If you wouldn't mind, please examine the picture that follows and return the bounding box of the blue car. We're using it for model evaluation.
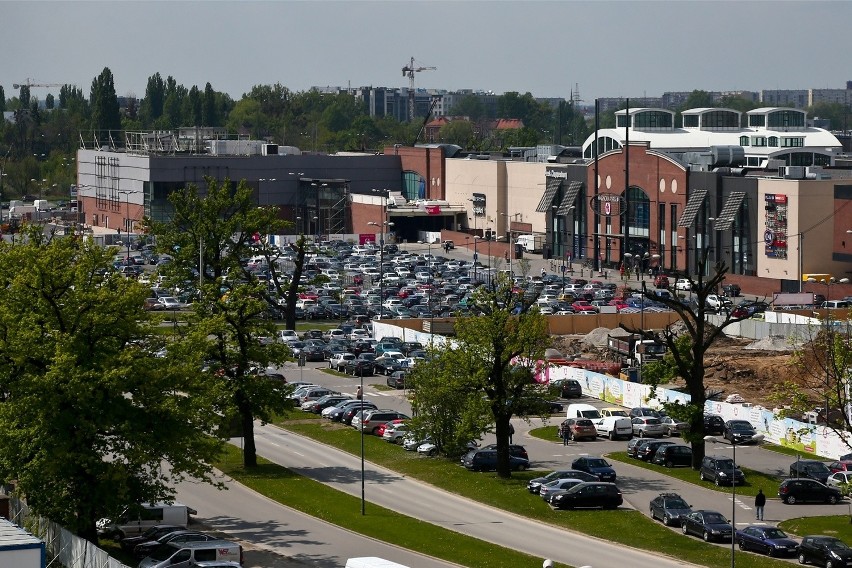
[571,456,617,482]
[736,525,799,557]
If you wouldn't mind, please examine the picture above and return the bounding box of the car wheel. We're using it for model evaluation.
[787,495,797,504]
[518,463,528,471]
[665,460,674,468]
[827,561,835,568]
[699,472,706,481]
[798,552,808,564]
[828,495,839,505]
[609,431,616,441]
[767,547,775,557]
[703,531,711,542]
[371,427,381,435]
[681,523,688,535]
[428,448,437,457]
[650,509,656,521]
[715,478,722,487]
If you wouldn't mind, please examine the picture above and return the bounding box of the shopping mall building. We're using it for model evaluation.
[76,107,852,295]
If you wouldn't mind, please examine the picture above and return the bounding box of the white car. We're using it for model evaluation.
[675,278,692,291]
[706,294,732,311]
[277,329,299,343]
[382,423,409,443]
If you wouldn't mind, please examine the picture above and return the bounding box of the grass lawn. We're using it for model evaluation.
[760,442,830,461]
[273,419,793,568]
[779,515,852,540]
[607,451,783,498]
[529,426,559,442]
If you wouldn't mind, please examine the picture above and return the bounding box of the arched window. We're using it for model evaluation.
[768,136,778,147]
[739,136,750,146]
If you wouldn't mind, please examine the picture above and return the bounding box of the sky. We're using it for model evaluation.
[4,1,851,105]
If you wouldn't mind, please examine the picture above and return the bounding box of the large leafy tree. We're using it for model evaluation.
[435,276,549,477]
[146,177,293,467]
[89,67,121,132]
[0,228,222,542]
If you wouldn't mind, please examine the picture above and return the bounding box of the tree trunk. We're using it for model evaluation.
[285,238,306,330]
[493,411,512,479]
[236,390,257,468]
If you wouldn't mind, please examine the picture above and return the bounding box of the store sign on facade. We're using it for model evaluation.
[590,193,625,217]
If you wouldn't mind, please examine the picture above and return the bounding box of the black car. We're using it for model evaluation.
[344,357,375,377]
[680,510,733,542]
[736,525,799,557]
[461,449,529,472]
[723,420,759,444]
[527,470,599,494]
[722,283,741,297]
[651,444,693,468]
[479,443,529,461]
[326,399,375,422]
[790,459,832,484]
[700,455,745,486]
[571,456,616,482]
[340,402,378,425]
[649,493,692,526]
[301,344,326,362]
[550,482,622,510]
[636,440,676,462]
[132,530,216,558]
[703,414,725,435]
[626,437,648,458]
[797,536,852,566]
[778,478,842,504]
[119,524,184,553]
[559,379,583,399]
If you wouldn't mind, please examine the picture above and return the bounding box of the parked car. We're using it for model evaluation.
[558,418,597,442]
[659,415,689,437]
[344,357,376,377]
[829,460,852,473]
[631,416,665,438]
[723,420,759,444]
[119,525,184,553]
[674,278,692,291]
[703,414,725,435]
[559,378,583,399]
[629,407,660,418]
[797,536,852,567]
[626,437,648,458]
[700,455,745,486]
[649,493,692,526]
[340,403,378,425]
[652,444,693,468]
[778,478,842,504]
[636,440,676,462]
[680,510,733,542]
[706,294,733,312]
[571,456,616,482]
[654,274,670,289]
[462,449,529,472]
[736,525,799,558]
[827,471,852,495]
[133,530,216,559]
[539,478,586,502]
[328,352,357,372]
[550,482,622,510]
[790,459,832,484]
[353,409,410,434]
[722,283,741,297]
[479,443,528,461]
[382,422,409,443]
[386,370,408,389]
[527,470,598,494]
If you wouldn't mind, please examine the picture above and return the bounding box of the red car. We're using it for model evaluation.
[375,419,405,437]
[829,460,852,473]
[608,299,629,312]
[572,301,598,314]
[654,274,670,289]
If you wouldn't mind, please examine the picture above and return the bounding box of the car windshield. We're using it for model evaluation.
[763,528,787,539]
[731,422,753,430]
[586,458,610,468]
[716,459,736,469]
[576,419,594,427]
[148,543,178,561]
[808,462,831,473]
[665,498,689,509]
[827,539,851,550]
[703,513,727,524]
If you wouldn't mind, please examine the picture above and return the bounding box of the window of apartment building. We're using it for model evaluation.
[683,115,699,128]
[670,204,678,270]
[633,111,673,129]
[768,110,805,128]
[752,137,767,147]
[782,137,804,148]
[768,136,779,147]
[739,136,750,146]
[748,115,765,127]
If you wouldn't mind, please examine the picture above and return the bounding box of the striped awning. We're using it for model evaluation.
[556,181,583,215]
[536,178,562,212]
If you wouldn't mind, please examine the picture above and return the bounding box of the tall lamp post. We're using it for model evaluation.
[704,433,764,568]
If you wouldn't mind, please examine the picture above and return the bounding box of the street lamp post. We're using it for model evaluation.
[704,434,764,568]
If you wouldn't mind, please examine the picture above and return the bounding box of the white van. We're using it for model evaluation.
[139,539,242,568]
[345,558,411,568]
[565,403,602,420]
[96,502,195,539]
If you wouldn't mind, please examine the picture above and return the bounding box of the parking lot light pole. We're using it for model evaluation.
[705,433,764,568]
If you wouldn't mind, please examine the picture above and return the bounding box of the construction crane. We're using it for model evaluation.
[402,57,436,122]
[13,79,65,90]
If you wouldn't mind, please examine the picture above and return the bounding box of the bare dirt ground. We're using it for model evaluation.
[553,333,802,410]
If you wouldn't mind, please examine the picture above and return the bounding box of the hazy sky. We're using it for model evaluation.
[5,1,850,104]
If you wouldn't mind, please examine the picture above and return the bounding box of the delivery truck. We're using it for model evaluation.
[515,234,545,253]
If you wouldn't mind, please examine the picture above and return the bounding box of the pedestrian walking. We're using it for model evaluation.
[755,488,766,520]
[356,386,362,400]
[508,422,515,444]
[540,267,546,278]
[562,423,570,446]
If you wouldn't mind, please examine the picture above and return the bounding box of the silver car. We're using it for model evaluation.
[632,416,666,438]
